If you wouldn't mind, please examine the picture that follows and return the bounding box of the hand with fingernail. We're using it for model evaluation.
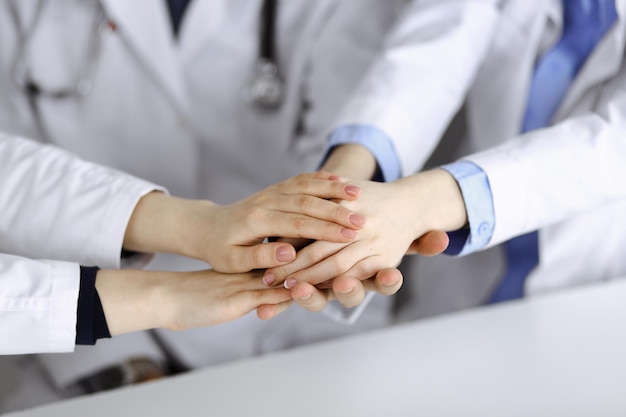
[156,171,367,273]
[259,170,462,314]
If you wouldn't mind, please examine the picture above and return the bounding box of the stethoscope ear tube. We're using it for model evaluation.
[248,0,284,109]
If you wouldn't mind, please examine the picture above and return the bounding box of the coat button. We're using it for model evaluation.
[478,222,491,235]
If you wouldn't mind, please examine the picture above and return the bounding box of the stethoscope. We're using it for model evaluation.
[11,0,284,109]
[247,0,284,109]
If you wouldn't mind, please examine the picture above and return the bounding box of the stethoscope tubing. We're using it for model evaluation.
[12,0,284,108]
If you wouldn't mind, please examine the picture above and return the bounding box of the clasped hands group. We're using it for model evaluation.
[110,167,463,337]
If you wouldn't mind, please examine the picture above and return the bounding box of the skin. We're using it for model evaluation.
[97,171,368,333]
[123,171,367,273]
[277,170,464,312]
[258,146,458,318]
[96,269,293,335]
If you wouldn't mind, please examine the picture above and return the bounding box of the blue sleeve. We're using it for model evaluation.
[441,161,495,256]
[323,125,402,182]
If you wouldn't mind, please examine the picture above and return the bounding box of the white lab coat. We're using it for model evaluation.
[333,0,626,319]
[0,0,402,391]
[0,135,158,354]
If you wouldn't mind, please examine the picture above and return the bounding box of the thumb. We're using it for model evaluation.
[407,230,449,256]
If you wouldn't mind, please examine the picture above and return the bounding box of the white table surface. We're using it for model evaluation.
[7,280,626,417]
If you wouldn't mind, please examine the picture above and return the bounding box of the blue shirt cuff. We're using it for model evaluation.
[441,161,495,256]
[323,125,402,182]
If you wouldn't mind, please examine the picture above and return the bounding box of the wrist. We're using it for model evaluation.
[423,169,467,231]
[123,191,171,254]
[320,144,378,180]
[96,269,170,335]
[123,192,217,261]
[171,199,219,262]
[396,170,467,234]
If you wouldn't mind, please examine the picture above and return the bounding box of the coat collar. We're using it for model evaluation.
[99,0,190,115]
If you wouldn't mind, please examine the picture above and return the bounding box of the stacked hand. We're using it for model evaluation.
[258,169,466,317]
[123,171,367,271]
[109,168,465,333]
[106,171,369,334]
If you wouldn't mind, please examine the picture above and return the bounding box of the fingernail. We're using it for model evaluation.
[329,174,341,181]
[344,185,361,197]
[350,214,366,227]
[263,273,276,286]
[284,278,297,289]
[341,228,358,239]
[276,246,294,263]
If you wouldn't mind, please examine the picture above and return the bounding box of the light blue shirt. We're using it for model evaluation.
[439,161,495,255]
[325,126,495,254]
[325,125,402,182]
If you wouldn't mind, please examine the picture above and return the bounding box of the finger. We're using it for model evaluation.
[273,194,366,229]
[280,173,361,201]
[407,230,449,256]
[256,300,293,320]
[218,287,292,325]
[245,287,293,307]
[352,269,403,299]
[265,241,345,285]
[323,255,396,285]
[315,171,346,182]
[372,268,403,296]
[261,211,361,244]
[291,282,331,312]
[331,276,366,308]
[217,243,296,273]
[283,241,371,287]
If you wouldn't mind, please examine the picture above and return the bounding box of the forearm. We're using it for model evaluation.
[394,169,467,235]
[123,173,369,272]
[122,192,214,261]
[320,144,379,180]
[95,268,170,336]
[96,268,292,336]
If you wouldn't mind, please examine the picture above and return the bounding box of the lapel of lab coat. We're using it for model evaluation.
[553,0,626,120]
[177,0,227,62]
[99,0,191,116]
[466,1,553,146]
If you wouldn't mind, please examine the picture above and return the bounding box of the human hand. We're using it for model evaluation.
[256,267,404,319]
[262,170,464,311]
[257,230,449,317]
[123,172,366,273]
[96,269,293,335]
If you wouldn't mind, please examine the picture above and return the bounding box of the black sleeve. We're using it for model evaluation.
[76,266,111,345]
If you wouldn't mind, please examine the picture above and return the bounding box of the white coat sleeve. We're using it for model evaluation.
[465,89,626,247]
[0,135,163,354]
[331,0,500,176]
[0,255,80,354]
[0,135,163,269]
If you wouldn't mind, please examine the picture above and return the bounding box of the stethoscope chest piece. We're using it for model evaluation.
[248,59,284,109]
